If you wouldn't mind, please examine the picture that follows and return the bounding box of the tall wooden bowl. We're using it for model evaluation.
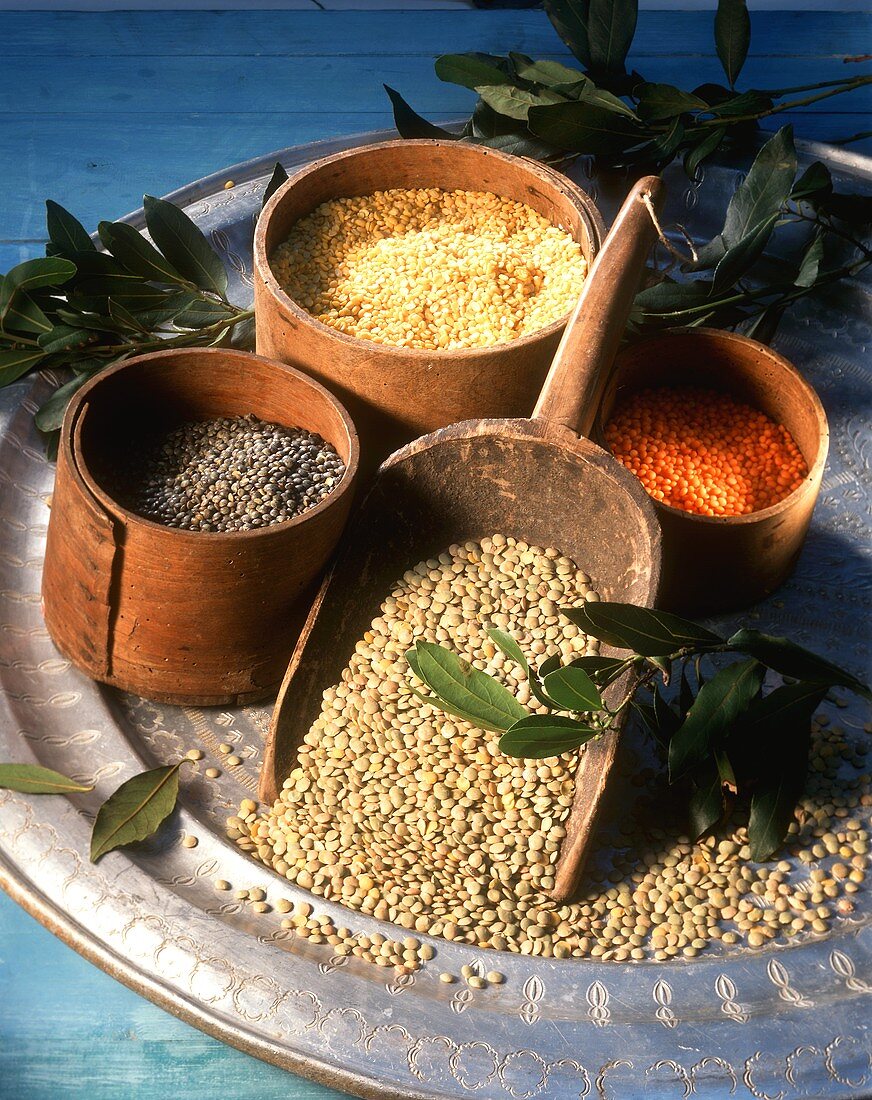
[254,139,605,468]
[597,328,829,615]
[42,348,359,705]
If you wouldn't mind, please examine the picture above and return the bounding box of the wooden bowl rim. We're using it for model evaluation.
[253,138,606,361]
[380,415,663,599]
[63,346,360,542]
[604,326,830,528]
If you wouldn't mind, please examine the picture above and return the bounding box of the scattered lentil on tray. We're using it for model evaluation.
[231,535,868,963]
[113,414,345,532]
[270,188,588,350]
[605,386,808,516]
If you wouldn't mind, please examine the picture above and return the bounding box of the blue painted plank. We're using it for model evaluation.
[0,10,865,57]
[0,111,867,244]
[2,55,867,117]
[0,894,349,1100]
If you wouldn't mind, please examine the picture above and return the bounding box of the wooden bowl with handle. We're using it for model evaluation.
[597,328,829,615]
[254,139,605,470]
[260,177,665,902]
[42,347,359,705]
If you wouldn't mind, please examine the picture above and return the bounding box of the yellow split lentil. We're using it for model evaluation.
[270,188,588,350]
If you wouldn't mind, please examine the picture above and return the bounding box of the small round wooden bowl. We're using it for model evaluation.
[597,328,828,615]
[42,347,359,705]
[254,138,605,467]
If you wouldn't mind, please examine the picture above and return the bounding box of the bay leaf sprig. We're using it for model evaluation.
[630,126,872,341]
[406,602,869,860]
[0,193,258,455]
[0,758,190,862]
[387,0,871,174]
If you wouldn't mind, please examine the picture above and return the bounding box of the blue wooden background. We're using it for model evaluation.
[0,6,869,1099]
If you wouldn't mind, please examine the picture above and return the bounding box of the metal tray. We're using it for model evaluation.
[0,129,869,1100]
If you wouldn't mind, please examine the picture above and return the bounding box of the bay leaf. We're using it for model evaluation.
[143,195,228,296]
[499,714,598,758]
[90,761,186,862]
[0,763,93,794]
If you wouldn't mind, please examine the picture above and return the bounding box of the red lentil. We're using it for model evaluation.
[605,385,808,517]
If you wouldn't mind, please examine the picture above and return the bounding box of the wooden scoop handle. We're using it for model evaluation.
[532,175,665,437]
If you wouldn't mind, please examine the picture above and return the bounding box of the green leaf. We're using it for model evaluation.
[46,200,96,256]
[37,324,93,353]
[509,55,585,90]
[714,0,751,88]
[465,102,559,159]
[108,299,152,335]
[262,162,289,211]
[384,84,458,140]
[98,220,185,285]
[688,757,725,839]
[119,294,195,331]
[567,655,628,686]
[0,763,93,795]
[653,684,682,740]
[636,83,708,122]
[579,82,639,120]
[1,292,53,336]
[143,195,228,296]
[724,127,797,243]
[790,161,832,204]
[587,0,637,76]
[742,302,786,345]
[408,641,529,732]
[90,761,186,862]
[744,684,824,860]
[668,658,765,780]
[695,126,797,268]
[561,601,724,656]
[173,299,237,328]
[435,53,512,91]
[684,126,727,180]
[35,372,96,432]
[0,348,47,387]
[541,665,603,711]
[544,0,592,68]
[708,90,773,119]
[230,313,256,350]
[1,257,77,295]
[632,278,715,319]
[711,212,779,292]
[499,714,598,759]
[679,667,694,716]
[476,83,567,121]
[794,230,824,288]
[485,626,556,709]
[727,628,871,699]
[528,100,641,153]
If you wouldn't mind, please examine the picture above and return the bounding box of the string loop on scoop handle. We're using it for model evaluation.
[532,175,666,438]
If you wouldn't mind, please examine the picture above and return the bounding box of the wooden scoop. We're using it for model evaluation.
[261,176,664,902]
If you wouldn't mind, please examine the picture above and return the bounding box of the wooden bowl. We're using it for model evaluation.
[254,139,605,467]
[42,348,359,705]
[597,328,829,615]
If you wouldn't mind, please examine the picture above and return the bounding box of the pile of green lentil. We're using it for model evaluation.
[232,535,868,963]
[114,413,344,532]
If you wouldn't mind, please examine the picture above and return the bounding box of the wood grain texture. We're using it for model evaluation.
[255,138,605,467]
[42,348,359,704]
